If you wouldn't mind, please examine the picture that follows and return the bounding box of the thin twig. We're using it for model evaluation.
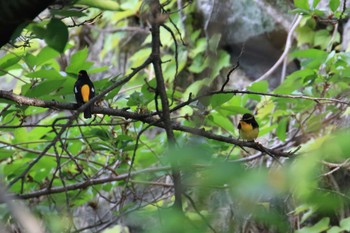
[0,91,304,158]
[0,183,45,233]
[67,12,102,27]
[339,0,347,20]
[161,23,179,106]
[221,61,240,91]
[183,192,217,233]
[0,121,132,129]
[7,57,152,187]
[15,166,172,200]
[253,14,302,83]
[149,0,182,210]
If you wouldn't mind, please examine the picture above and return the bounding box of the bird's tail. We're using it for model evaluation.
[84,106,92,118]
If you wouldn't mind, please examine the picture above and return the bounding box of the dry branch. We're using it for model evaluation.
[15,167,171,200]
[0,90,295,158]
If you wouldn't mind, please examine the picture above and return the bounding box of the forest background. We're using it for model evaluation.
[0,0,350,232]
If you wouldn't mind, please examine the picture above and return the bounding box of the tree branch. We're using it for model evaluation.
[0,90,305,158]
[5,57,152,188]
[0,0,55,48]
[253,14,302,83]
[149,0,182,210]
[0,182,45,233]
[15,166,171,200]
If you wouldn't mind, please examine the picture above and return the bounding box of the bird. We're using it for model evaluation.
[238,113,259,141]
[74,70,95,118]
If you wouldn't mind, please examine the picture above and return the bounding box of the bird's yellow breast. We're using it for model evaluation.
[239,121,259,141]
[240,121,253,131]
[81,84,90,102]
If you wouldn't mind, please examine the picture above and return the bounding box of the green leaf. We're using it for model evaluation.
[276,118,288,141]
[0,54,21,70]
[135,149,158,167]
[219,105,251,115]
[329,0,340,12]
[312,0,321,8]
[294,0,310,10]
[33,157,56,181]
[111,7,138,22]
[183,78,210,97]
[274,69,315,94]
[55,77,76,97]
[189,38,207,58]
[188,56,208,73]
[4,157,32,178]
[128,48,152,68]
[26,69,63,80]
[26,79,67,98]
[210,94,233,109]
[209,50,230,80]
[321,131,350,161]
[35,47,60,66]
[88,66,110,74]
[65,48,93,73]
[73,192,94,206]
[207,111,235,133]
[295,217,329,233]
[292,49,328,59]
[24,54,37,69]
[10,22,30,43]
[340,217,350,230]
[45,18,68,53]
[88,128,112,141]
[259,124,277,137]
[127,92,145,106]
[76,0,120,11]
[296,27,315,46]
[208,33,221,52]
[314,30,330,49]
[0,149,14,161]
[248,81,268,92]
[24,106,51,116]
[247,81,269,101]
[116,135,134,150]
[50,9,87,17]
[90,141,114,151]
[120,0,140,10]
[140,78,156,103]
[104,85,122,101]
[327,226,342,233]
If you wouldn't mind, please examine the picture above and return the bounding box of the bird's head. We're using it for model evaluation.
[241,113,254,121]
[78,70,88,77]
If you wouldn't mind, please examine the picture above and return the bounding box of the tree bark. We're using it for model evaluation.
[0,0,54,48]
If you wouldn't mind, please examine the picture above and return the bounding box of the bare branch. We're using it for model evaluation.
[5,57,152,187]
[183,192,217,233]
[15,166,171,200]
[0,183,45,233]
[1,88,324,158]
[340,0,348,20]
[161,23,179,105]
[149,0,182,210]
[253,14,302,83]
[67,12,102,27]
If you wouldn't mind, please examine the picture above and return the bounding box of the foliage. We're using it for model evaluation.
[0,0,349,232]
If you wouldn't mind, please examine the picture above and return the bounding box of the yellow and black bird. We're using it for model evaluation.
[238,113,259,141]
[74,70,95,118]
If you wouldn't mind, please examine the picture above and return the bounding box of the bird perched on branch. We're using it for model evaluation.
[74,70,95,118]
[238,113,259,141]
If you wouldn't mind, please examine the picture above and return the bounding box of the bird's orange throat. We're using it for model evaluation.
[81,84,90,102]
[239,120,259,141]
